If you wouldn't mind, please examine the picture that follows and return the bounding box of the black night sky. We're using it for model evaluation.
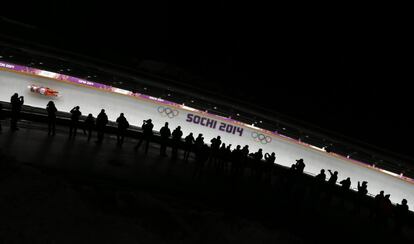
[1,2,413,160]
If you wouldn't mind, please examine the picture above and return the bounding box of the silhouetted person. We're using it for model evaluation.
[375,191,385,201]
[289,164,297,176]
[327,170,338,186]
[377,194,393,228]
[183,132,195,162]
[312,169,327,205]
[195,133,204,153]
[338,177,352,207]
[217,143,231,173]
[210,135,222,151]
[241,145,249,157]
[357,181,368,196]
[209,136,222,166]
[339,177,351,190]
[287,164,298,191]
[315,169,326,184]
[264,152,276,165]
[327,169,338,202]
[395,199,409,233]
[354,180,368,214]
[116,113,129,146]
[95,109,108,144]
[224,144,232,172]
[264,152,276,182]
[375,190,385,207]
[250,148,263,178]
[231,145,242,177]
[10,93,24,131]
[217,143,227,172]
[159,122,171,156]
[251,148,263,161]
[46,101,57,136]
[83,114,95,141]
[0,103,3,133]
[295,159,305,173]
[171,126,183,160]
[241,145,249,172]
[371,190,385,219]
[135,119,153,154]
[69,106,81,138]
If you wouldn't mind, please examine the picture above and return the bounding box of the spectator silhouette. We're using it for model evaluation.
[289,164,297,175]
[241,145,249,158]
[295,159,305,173]
[195,133,204,153]
[210,135,222,151]
[69,106,81,138]
[159,122,171,157]
[241,145,249,172]
[251,148,263,161]
[357,181,368,196]
[395,199,409,233]
[135,119,153,154]
[264,152,276,164]
[375,191,385,201]
[264,152,276,182]
[84,114,95,141]
[338,177,352,207]
[209,136,222,166]
[183,132,195,162]
[250,148,263,178]
[230,145,242,177]
[377,194,393,228]
[372,190,385,219]
[315,169,326,184]
[287,164,298,189]
[10,93,24,131]
[46,101,57,136]
[95,109,108,144]
[217,143,227,172]
[116,113,129,146]
[171,126,183,160]
[339,177,351,190]
[0,103,3,133]
[375,190,384,206]
[313,169,327,205]
[327,170,338,186]
[354,181,368,214]
[224,144,232,173]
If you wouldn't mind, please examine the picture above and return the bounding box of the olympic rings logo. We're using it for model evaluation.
[157,106,179,118]
[251,132,272,144]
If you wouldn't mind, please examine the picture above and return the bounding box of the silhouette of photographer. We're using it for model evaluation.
[135,119,153,154]
[10,93,24,131]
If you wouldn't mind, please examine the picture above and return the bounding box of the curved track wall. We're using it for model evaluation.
[0,61,413,209]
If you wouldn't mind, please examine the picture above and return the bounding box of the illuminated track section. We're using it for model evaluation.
[0,60,413,209]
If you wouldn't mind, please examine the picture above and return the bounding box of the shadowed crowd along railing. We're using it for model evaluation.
[1,101,414,213]
[2,103,414,241]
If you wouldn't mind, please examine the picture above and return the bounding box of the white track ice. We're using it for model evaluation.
[1,69,413,209]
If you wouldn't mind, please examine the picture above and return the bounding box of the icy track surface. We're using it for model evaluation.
[0,69,413,209]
